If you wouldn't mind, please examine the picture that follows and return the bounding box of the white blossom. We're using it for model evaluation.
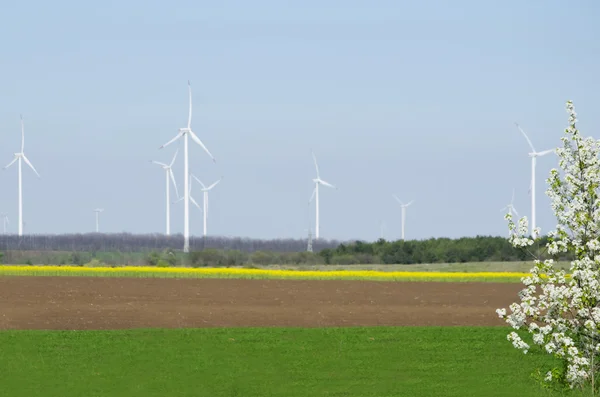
[497,101,600,391]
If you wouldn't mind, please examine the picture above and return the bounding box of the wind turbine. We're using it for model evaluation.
[309,150,337,240]
[0,213,8,234]
[3,115,40,236]
[93,208,104,233]
[174,176,203,244]
[151,149,180,235]
[515,123,555,238]
[159,81,216,253]
[176,176,203,215]
[392,195,414,241]
[191,175,222,237]
[501,188,520,234]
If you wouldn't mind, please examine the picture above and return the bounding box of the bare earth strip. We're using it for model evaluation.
[0,276,522,330]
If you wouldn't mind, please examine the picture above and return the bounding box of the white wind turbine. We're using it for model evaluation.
[0,213,8,234]
[309,150,337,240]
[151,150,180,235]
[93,208,104,233]
[175,176,204,239]
[159,81,216,253]
[392,195,414,241]
[501,188,519,234]
[3,115,40,236]
[191,175,222,237]
[175,176,203,209]
[515,123,555,238]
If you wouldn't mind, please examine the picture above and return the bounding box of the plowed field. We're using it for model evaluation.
[0,276,520,330]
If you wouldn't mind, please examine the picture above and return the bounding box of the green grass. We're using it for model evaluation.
[0,326,584,397]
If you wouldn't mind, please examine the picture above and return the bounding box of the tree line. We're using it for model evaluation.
[0,233,572,266]
[316,235,572,265]
[0,233,339,253]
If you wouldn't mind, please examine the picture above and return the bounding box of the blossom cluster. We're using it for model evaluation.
[497,101,600,390]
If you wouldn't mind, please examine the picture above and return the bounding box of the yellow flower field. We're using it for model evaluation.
[0,265,536,282]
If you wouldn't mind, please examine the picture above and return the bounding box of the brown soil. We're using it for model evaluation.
[0,276,522,330]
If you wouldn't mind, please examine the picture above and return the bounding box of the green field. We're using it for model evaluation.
[0,326,584,397]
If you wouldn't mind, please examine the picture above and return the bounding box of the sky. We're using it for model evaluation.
[0,0,599,242]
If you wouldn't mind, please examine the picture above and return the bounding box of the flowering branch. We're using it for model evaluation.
[497,100,600,393]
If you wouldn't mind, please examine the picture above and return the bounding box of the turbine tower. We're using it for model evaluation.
[191,175,222,237]
[501,188,520,235]
[309,150,337,240]
[151,149,180,235]
[93,208,104,233]
[392,195,414,241]
[515,123,555,238]
[159,81,216,253]
[3,115,40,236]
[0,213,8,234]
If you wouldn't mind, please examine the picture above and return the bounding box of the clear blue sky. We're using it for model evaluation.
[0,0,598,241]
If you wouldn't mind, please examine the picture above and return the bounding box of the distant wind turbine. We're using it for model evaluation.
[309,150,337,240]
[3,115,40,236]
[501,188,520,234]
[392,195,414,241]
[501,188,519,217]
[159,81,216,253]
[0,213,8,234]
[176,176,203,216]
[151,149,180,235]
[515,123,555,238]
[191,175,222,237]
[93,208,104,233]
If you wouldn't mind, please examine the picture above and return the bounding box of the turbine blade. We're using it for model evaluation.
[406,200,414,206]
[512,207,519,217]
[392,194,403,205]
[189,130,216,162]
[4,157,18,169]
[206,178,221,190]
[319,179,336,189]
[190,195,202,211]
[514,122,536,153]
[537,149,555,156]
[174,196,184,204]
[22,155,40,178]
[309,187,316,203]
[159,131,183,149]
[169,149,179,167]
[191,174,207,189]
[169,168,180,199]
[187,81,192,129]
[311,150,320,178]
[151,161,168,167]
